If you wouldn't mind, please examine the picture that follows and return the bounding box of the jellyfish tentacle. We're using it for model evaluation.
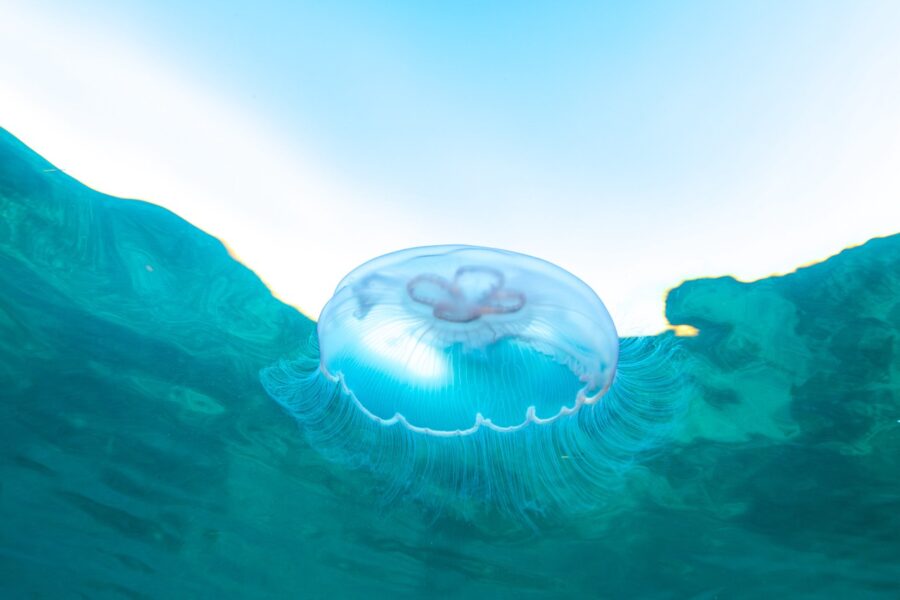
[262,245,687,527]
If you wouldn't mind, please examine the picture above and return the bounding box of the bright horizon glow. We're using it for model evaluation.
[1,2,899,334]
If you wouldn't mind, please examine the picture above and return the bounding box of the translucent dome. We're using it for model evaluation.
[317,245,619,435]
[262,244,686,524]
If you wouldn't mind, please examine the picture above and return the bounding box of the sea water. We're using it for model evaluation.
[1,128,898,598]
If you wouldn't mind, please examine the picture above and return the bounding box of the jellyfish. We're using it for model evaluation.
[262,245,685,523]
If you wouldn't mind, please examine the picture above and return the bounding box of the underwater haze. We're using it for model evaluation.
[0,128,898,598]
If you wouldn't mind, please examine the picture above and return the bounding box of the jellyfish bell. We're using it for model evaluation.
[262,245,684,523]
[318,246,618,436]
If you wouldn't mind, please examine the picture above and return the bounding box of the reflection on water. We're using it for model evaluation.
[1,128,898,598]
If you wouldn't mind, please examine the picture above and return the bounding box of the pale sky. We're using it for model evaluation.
[1,1,898,334]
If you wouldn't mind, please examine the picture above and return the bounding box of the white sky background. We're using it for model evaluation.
[1,2,899,335]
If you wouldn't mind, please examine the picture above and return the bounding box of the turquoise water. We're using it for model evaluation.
[0,128,897,598]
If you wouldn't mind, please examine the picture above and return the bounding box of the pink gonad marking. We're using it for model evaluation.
[407,265,526,323]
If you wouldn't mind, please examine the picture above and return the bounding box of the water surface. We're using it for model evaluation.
[1,129,897,598]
